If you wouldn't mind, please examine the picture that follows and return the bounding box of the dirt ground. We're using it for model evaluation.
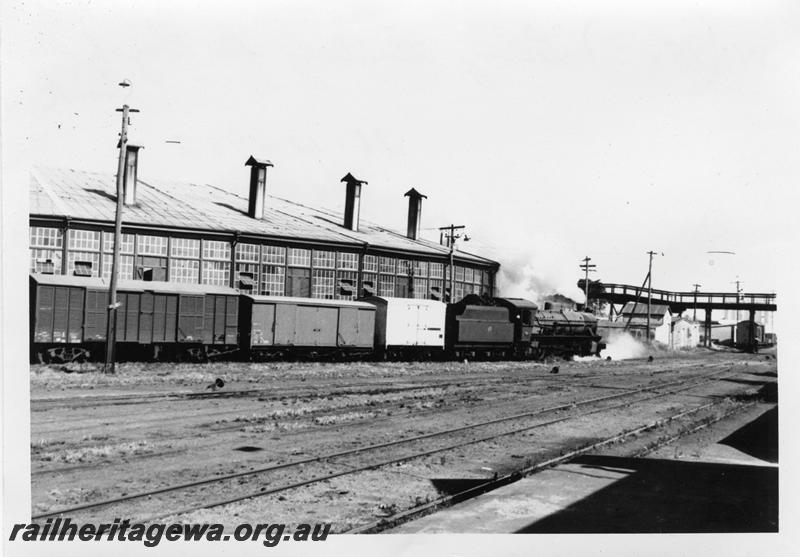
[29,347,778,532]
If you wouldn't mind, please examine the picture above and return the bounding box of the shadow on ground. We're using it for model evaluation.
[431,478,491,496]
[515,454,777,533]
[719,407,778,463]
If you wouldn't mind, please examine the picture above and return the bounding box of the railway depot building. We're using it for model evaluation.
[29,151,498,302]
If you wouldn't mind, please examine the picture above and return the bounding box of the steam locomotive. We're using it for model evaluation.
[30,274,604,363]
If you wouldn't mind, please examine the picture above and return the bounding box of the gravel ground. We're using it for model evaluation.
[30,348,777,531]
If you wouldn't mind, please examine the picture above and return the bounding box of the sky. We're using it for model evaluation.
[3,0,799,302]
[2,2,800,551]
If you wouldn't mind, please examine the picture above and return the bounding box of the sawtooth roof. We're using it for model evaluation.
[29,166,497,266]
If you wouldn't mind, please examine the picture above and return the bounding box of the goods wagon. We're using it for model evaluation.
[238,295,376,359]
[361,296,447,359]
[735,320,766,352]
[30,274,239,362]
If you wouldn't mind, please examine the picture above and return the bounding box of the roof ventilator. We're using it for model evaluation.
[404,188,427,240]
[245,156,273,220]
[122,144,143,206]
[341,173,367,231]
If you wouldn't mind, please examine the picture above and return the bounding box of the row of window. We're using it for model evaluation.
[31,228,481,279]
[30,227,492,299]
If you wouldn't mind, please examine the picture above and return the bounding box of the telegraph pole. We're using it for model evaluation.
[104,97,139,373]
[692,283,702,321]
[439,224,465,302]
[645,250,658,343]
[731,278,742,325]
[579,256,596,312]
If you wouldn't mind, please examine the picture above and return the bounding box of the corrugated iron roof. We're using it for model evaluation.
[620,302,671,316]
[30,167,496,266]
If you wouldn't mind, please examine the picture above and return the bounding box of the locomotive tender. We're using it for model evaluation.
[29,274,603,363]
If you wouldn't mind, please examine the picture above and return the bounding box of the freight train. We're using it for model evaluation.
[29,274,604,363]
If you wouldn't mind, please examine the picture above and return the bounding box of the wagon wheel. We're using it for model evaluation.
[47,346,87,364]
[184,347,208,363]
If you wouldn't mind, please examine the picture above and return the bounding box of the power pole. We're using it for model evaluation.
[438,224,465,302]
[579,256,596,312]
[645,250,659,343]
[104,101,139,373]
[731,278,742,325]
[692,283,702,321]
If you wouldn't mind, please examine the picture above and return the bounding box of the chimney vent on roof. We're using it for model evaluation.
[404,188,427,240]
[341,173,367,231]
[123,145,143,206]
[245,156,273,219]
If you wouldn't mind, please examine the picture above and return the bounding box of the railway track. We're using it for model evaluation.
[30,357,720,411]
[32,365,740,522]
[346,399,754,534]
[30,378,674,478]
[31,364,734,477]
[30,361,724,427]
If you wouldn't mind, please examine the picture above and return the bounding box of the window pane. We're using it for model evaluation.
[261,265,285,296]
[171,237,201,259]
[429,262,444,279]
[429,279,443,300]
[67,251,100,277]
[262,245,286,265]
[379,256,395,274]
[362,255,378,273]
[202,240,231,261]
[287,248,311,267]
[30,227,63,249]
[313,250,335,269]
[413,260,428,277]
[312,269,335,299]
[361,272,377,296]
[170,258,200,283]
[30,248,62,274]
[336,270,358,300]
[413,278,428,299]
[201,260,230,285]
[378,274,395,297]
[235,262,259,292]
[102,254,134,281]
[235,243,260,263]
[337,252,359,271]
[454,282,465,302]
[137,235,168,256]
[68,229,100,251]
[103,232,134,254]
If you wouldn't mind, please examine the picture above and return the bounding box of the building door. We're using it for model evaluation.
[286,268,311,297]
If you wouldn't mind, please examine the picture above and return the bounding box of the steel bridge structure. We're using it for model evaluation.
[579,280,777,349]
